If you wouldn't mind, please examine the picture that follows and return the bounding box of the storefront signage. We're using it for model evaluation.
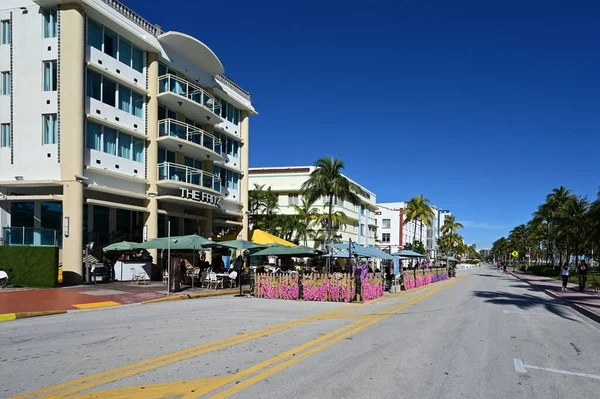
[180,188,221,206]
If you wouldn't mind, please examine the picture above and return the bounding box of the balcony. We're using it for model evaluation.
[158,119,223,161]
[157,162,220,193]
[3,227,61,247]
[158,74,223,125]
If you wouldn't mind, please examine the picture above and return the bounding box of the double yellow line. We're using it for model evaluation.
[14,278,460,399]
[209,277,462,398]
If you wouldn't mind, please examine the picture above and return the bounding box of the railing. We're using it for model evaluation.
[215,75,251,101]
[158,162,220,192]
[158,74,221,116]
[100,0,161,36]
[3,227,60,247]
[158,119,221,154]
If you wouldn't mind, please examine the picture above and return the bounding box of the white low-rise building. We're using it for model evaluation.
[374,202,451,257]
[249,166,377,248]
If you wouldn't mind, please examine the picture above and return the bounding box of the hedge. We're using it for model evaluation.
[0,246,59,287]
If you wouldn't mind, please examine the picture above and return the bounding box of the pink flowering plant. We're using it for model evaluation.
[254,274,299,300]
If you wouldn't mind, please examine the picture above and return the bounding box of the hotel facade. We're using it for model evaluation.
[0,0,255,281]
[248,167,377,249]
[374,202,451,257]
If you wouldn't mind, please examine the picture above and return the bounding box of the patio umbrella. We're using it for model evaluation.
[322,250,351,258]
[103,241,140,252]
[391,250,426,258]
[138,234,215,250]
[251,245,319,257]
[211,239,266,250]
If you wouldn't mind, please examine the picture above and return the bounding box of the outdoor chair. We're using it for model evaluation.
[209,272,223,289]
[131,268,147,285]
[201,270,210,288]
[191,267,201,289]
[228,271,238,288]
[162,271,168,284]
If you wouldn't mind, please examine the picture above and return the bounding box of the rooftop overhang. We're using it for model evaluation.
[158,31,225,76]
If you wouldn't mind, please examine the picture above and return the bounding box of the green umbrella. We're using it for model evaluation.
[212,239,266,250]
[138,234,215,250]
[251,245,319,257]
[103,241,140,252]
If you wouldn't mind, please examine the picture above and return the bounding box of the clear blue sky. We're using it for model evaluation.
[130,0,600,248]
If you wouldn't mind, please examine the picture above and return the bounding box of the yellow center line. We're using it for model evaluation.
[13,278,459,399]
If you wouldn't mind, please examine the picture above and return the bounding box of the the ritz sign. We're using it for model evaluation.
[179,188,221,206]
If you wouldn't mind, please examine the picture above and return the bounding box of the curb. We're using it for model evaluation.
[0,310,67,322]
[141,288,251,304]
[510,272,600,324]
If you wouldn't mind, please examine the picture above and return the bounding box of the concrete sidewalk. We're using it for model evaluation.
[511,271,600,323]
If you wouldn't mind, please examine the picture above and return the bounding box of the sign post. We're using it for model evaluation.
[511,251,518,271]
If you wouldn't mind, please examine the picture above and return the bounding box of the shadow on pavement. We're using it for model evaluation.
[473,290,581,322]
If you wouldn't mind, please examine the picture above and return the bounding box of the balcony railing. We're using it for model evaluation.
[158,74,221,116]
[158,162,220,192]
[158,119,221,154]
[3,227,61,247]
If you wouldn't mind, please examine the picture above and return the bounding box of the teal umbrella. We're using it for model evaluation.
[138,234,215,250]
[211,239,266,250]
[392,250,426,258]
[251,246,318,257]
[103,241,140,252]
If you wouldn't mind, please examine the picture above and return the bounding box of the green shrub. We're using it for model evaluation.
[0,246,59,287]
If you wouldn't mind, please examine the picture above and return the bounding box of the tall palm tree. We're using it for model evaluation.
[301,157,361,247]
[403,195,435,245]
[440,215,464,236]
[292,199,320,246]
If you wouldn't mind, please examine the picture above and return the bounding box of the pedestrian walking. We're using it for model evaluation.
[577,260,588,292]
[560,262,570,291]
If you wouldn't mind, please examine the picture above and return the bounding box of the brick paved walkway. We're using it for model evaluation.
[511,271,600,321]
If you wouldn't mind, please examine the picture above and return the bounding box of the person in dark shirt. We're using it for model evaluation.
[577,260,588,292]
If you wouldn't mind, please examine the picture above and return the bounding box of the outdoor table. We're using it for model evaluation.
[215,273,231,288]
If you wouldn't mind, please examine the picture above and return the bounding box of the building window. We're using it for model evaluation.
[118,36,132,66]
[87,19,144,73]
[43,61,57,91]
[1,123,9,147]
[87,70,144,117]
[214,132,241,158]
[382,233,390,243]
[103,127,117,155]
[132,137,144,162]
[43,9,58,38]
[158,106,177,120]
[86,121,102,151]
[217,98,241,125]
[1,71,10,95]
[42,114,58,144]
[382,219,391,229]
[86,122,144,163]
[102,77,116,107]
[288,194,298,206]
[118,133,131,159]
[103,27,117,58]
[221,169,239,190]
[1,20,10,44]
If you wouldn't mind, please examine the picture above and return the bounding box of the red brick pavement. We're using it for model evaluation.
[511,271,600,321]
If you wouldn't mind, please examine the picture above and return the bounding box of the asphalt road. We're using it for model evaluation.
[2,266,600,399]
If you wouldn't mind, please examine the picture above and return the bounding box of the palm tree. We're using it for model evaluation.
[301,157,361,248]
[292,199,320,246]
[440,215,464,236]
[248,184,279,233]
[403,195,435,245]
